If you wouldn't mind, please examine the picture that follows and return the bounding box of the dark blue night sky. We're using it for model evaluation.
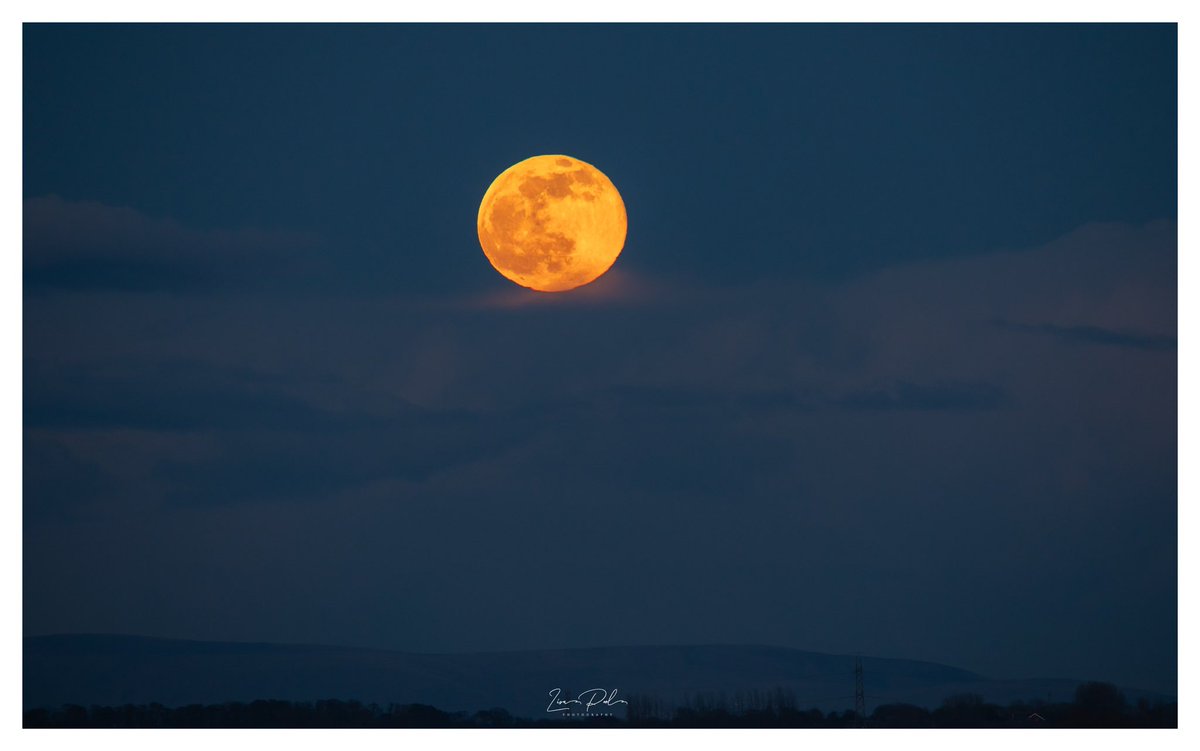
[23,24,1177,695]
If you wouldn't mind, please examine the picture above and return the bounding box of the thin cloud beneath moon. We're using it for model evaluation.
[449,267,668,311]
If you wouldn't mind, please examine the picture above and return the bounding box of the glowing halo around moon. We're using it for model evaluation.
[477,155,627,292]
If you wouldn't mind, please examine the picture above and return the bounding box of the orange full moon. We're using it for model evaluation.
[477,155,627,292]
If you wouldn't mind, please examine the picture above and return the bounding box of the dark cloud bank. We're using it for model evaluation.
[23,197,1176,694]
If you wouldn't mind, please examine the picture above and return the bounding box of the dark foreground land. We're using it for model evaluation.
[25,682,1176,728]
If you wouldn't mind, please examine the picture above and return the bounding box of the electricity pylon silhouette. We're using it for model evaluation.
[854,656,866,725]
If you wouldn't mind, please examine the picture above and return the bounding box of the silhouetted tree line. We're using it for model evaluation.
[24,682,1175,728]
[23,700,618,729]
[626,682,1175,728]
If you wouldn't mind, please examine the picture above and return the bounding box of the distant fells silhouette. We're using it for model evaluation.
[23,634,1172,721]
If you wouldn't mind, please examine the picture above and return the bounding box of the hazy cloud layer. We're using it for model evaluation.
[994,320,1177,351]
[24,196,322,293]
[23,206,1176,694]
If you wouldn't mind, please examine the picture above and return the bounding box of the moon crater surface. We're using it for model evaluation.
[477,155,627,292]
